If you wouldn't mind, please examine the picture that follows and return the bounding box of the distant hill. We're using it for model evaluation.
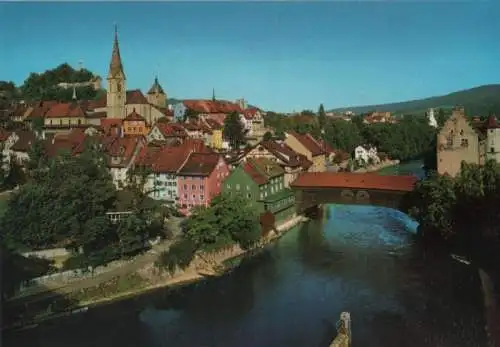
[330,84,500,116]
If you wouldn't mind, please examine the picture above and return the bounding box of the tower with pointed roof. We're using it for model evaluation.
[147,76,167,107]
[107,24,127,119]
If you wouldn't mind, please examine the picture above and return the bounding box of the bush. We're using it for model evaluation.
[157,239,197,274]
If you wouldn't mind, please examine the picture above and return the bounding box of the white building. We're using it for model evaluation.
[428,108,438,128]
[485,115,500,162]
[354,145,380,164]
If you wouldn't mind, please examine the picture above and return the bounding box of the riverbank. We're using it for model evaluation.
[79,215,307,307]
[353,159,400,173]
[3,215,307,331]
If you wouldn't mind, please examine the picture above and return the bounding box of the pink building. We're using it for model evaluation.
[177,152,229,215]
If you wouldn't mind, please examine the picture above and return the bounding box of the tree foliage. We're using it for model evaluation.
[223,111,245,149]
[157,194,260,273]
[265,111,436,160]
[20,63,102,102]
[407,160,500,262]
[0,145,160,269]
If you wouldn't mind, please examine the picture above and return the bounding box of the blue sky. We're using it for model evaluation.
[1,2,499,112]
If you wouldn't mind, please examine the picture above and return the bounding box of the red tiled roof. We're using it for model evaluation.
[25,101,59,120]
[318,139,335,154]
[485,115,500,129]
[258,140,312,169]
[183,100,242,114]
[288,131,324,157]
[205,118,223,130]
[243,161,267,185]
[89,96,106,110]
[101,119,122,135]
[107,136,141,168]
[154,146,192,173]
[10,130,37,152]
[155,123,188,138]
[183,122,202,131]
[206,113,226,126]
[181,138,211,153]
[124,108,145,122]
[45,103,86,118]
[126,90,149,105]
[178,152,222,176]
[135,145,164,167]
[290,172,417,192]
[243,107,261,120]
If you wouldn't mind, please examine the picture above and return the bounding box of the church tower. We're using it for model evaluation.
[106,25,126,119]
[147,76,167,107]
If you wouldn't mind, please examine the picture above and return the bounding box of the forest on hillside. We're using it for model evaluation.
[0,63,105,107]
[330,84,500,117]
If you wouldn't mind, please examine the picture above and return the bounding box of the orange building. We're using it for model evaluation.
[122,108,148,136]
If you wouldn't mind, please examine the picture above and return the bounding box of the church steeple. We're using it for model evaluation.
[106,24,126,119]
[108,24,126,80]
[212,88,216,101]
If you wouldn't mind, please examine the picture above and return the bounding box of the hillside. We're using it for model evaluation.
[330,84,500,116]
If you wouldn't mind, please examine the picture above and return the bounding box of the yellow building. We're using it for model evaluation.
[284,131,326,172]
[122,108,148,136]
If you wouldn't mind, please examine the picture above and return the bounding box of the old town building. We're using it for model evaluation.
[437,106,485,177]
[223,157,296,223]
[284,131,326,172]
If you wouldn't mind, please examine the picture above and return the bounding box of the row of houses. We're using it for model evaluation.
[0,122,334,220]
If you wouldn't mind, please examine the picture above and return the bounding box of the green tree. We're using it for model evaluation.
[223,111,245,149]
[436,108,447,128]
[1,146,117,261]
[318,104,327,129]
[157,194,260,272]
[263,131,273,141]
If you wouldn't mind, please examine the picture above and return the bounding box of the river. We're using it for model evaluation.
[4,161,488,347]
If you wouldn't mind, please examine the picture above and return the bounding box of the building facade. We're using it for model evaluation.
[437,107,484,177]
[223,157,296,223]
[284,131,326,172]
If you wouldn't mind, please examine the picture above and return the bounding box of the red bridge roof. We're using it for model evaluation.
[290,172,417,192]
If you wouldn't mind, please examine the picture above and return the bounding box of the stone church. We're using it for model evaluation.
[93,26,168,125]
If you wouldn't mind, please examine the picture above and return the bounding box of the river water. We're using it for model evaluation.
[5,161,487,347]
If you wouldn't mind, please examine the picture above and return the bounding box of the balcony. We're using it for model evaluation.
[262,189,295,214]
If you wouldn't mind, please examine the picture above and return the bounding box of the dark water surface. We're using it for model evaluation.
[5,162,487,347]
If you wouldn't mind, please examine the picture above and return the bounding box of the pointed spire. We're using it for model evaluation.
[212,88,216,101]
[72,86,77,101]
[108,23,125,80]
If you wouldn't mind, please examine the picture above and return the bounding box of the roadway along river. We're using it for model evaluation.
[5,161,488,347]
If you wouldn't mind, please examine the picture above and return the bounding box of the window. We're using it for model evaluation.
[461,138,469,147]
[236,184,240,190]
[192,185,196,190]
[183,193,187,199]
[460,129,464,136]
[226,184,231,189]
[183,184,187,190]
[192,194,196,199]
[446,136,453,147]
[200,195,205,201]
[247,193,251,199]
[246,185,250,190]
[260,193,264,199]
[200,185,204,190]
[491,147,495,153]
